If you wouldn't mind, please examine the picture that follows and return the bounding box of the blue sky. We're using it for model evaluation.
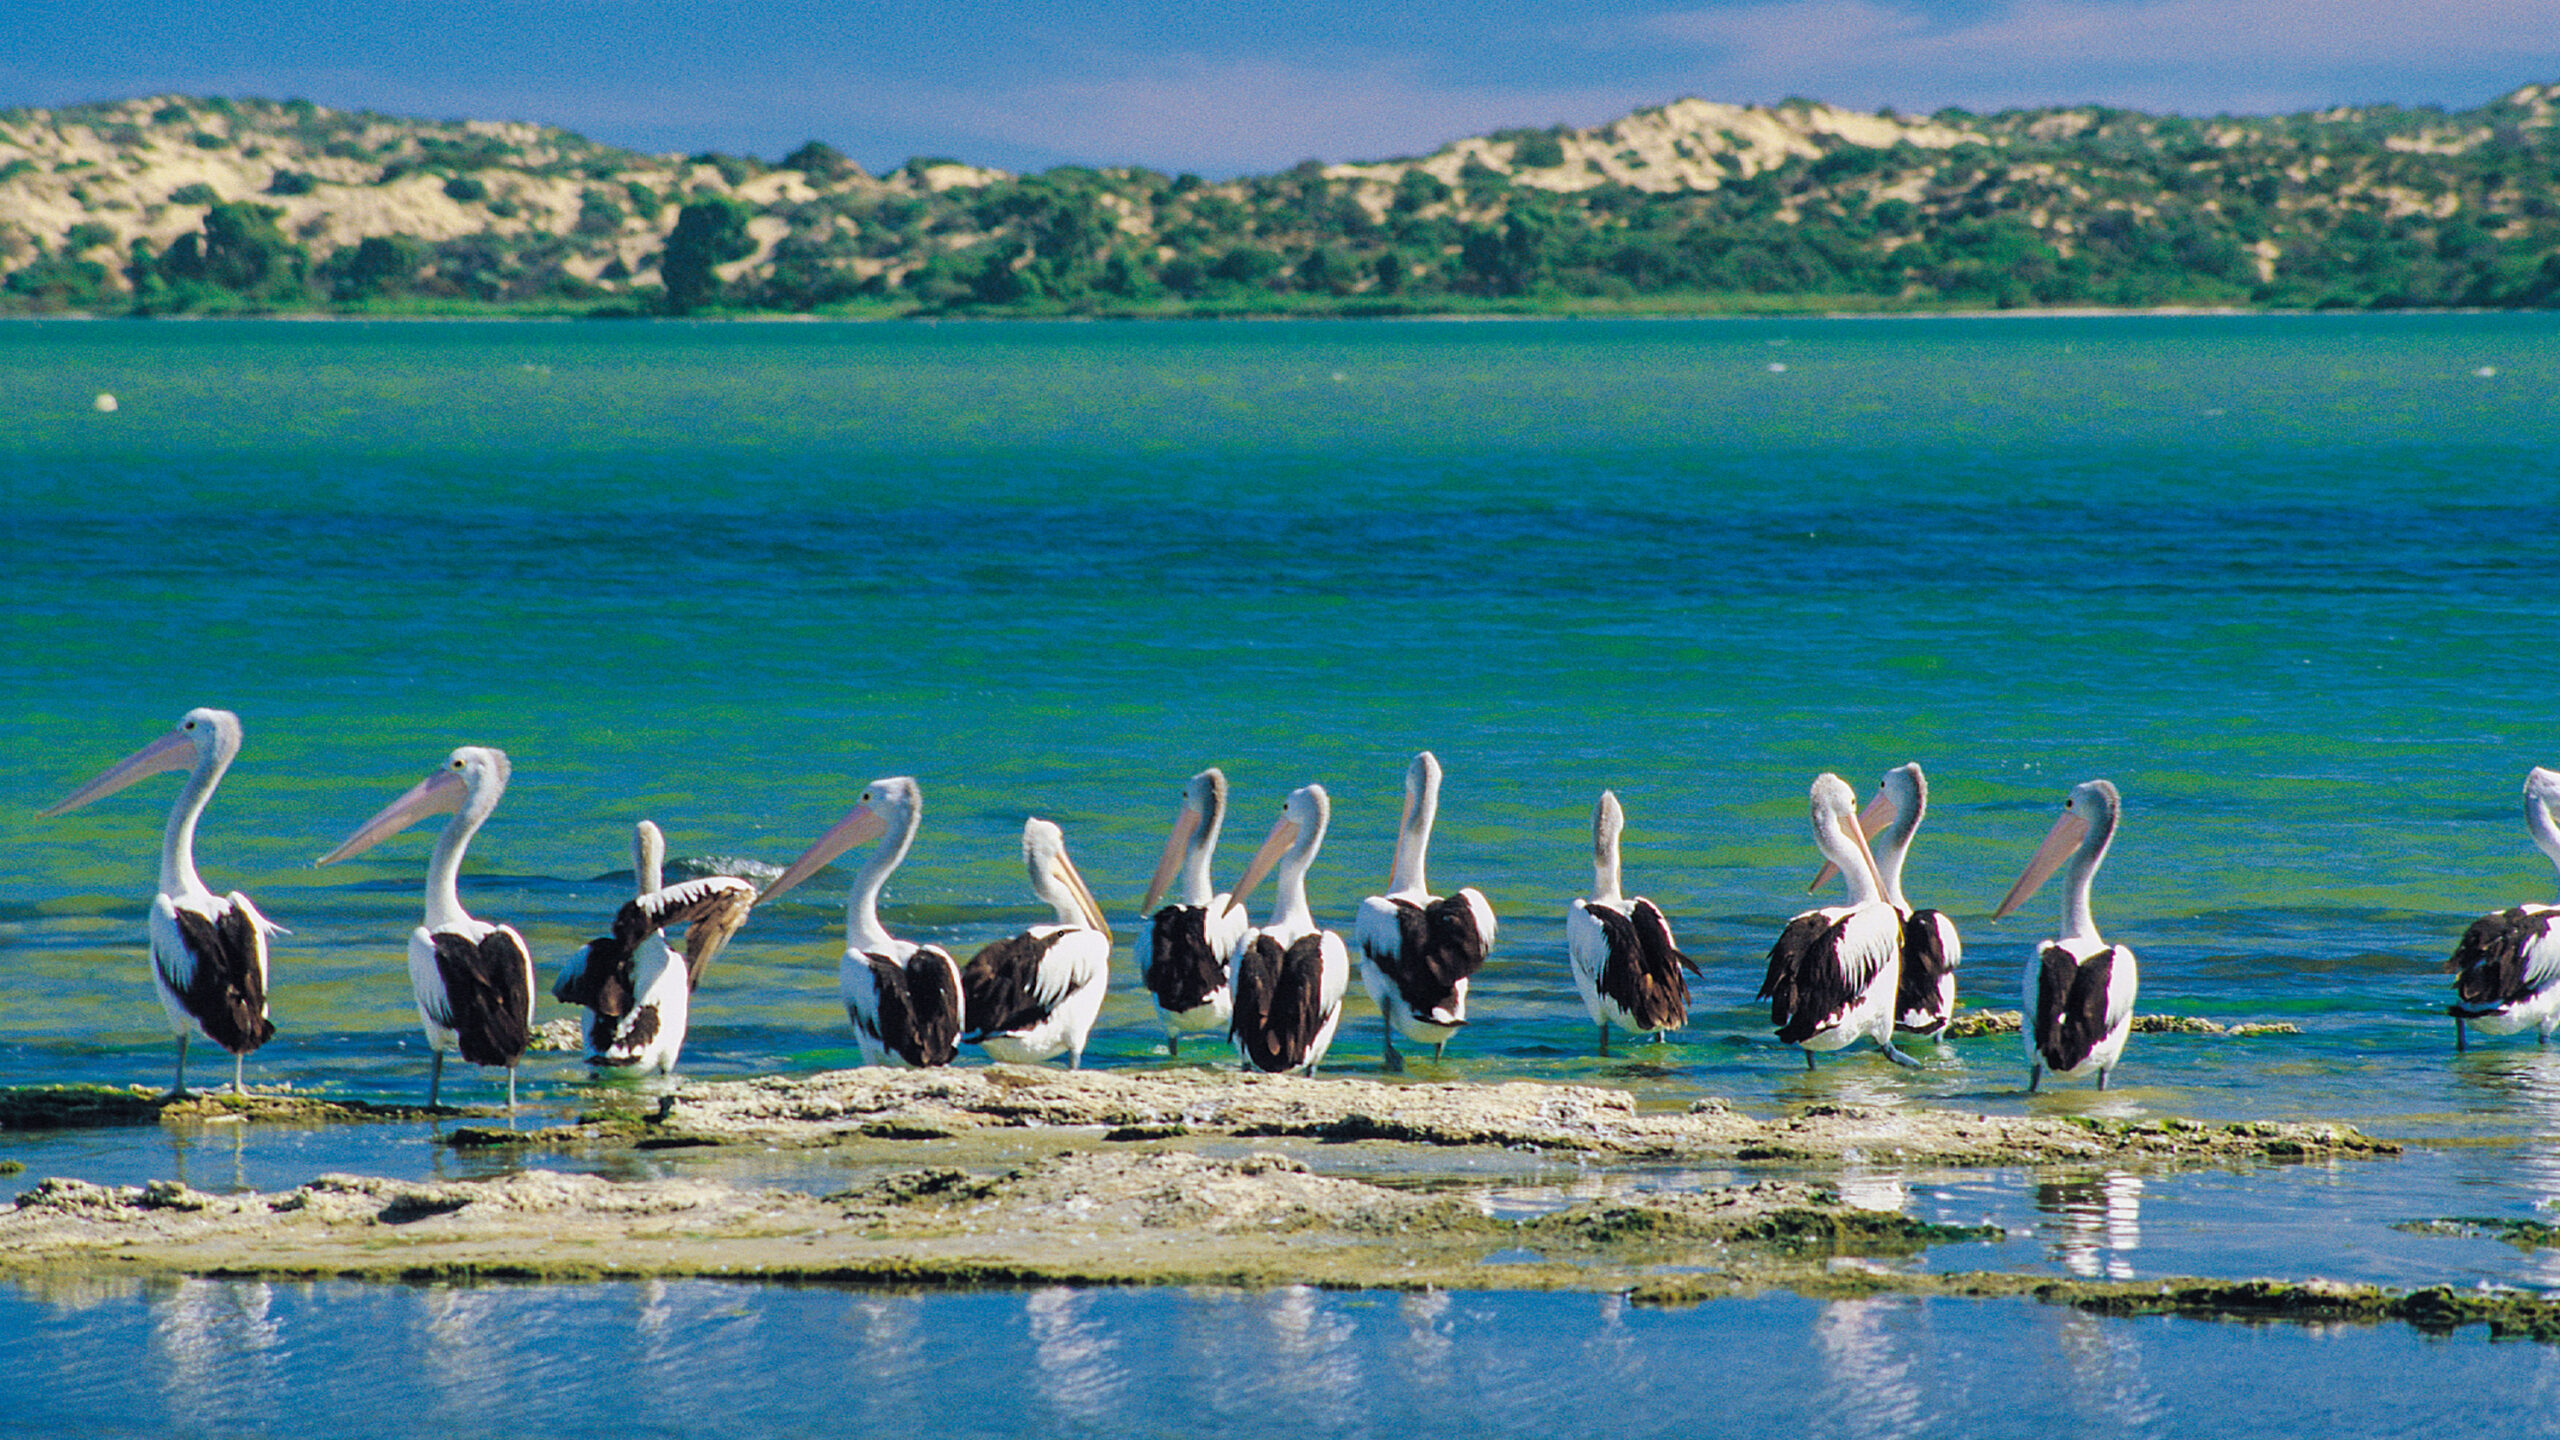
[7,0,2556,176]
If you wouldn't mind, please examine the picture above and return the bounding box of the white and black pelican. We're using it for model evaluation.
[759,776,964,1068]
[962,818,1112,1068]
[1138,767,1248,1055]
[41,707,280,1095]
[2446,766,2560,1050]
[1565,791,1696,1054]
[1812,762,1964,1037]
[552,820,757,1075]
[1227,783,1351,1075]
[1758,773,1919,1070]
[1994,778,2138,1091]
[317,746,535,1109]
[1354,752,1497,1071]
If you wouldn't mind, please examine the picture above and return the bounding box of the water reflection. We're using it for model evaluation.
[149,1278,280,1416]
[1397,1289,1455,1390]
[2053,1310,2164,1432]
[2036,1172,2144,1280]
[1812,1298,1924,1440]
[166,1121,248,1195]
[1026,1286,1125,1426]
[2448,1048,2560,1286]
[837,1294,932,1432]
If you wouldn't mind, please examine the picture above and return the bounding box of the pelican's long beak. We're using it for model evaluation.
[41,727,195,818]
[1224,814,1300,915]
[760,803,888,904]
[1807,792,1898,892]
[1054,849,1112,939]
[1139,800,1203,915]
[1994,810,2091,920]
[317,767,468,866]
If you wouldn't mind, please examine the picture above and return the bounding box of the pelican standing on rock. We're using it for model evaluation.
[552,820,758,1075]
[963,818,1113,1067]
[1565,791,1696,1054]
[1758,773,1920,1070]
[2446,767,2560,1050]
[1139,767,1248,1056]
[1813,763,1964,1037]
[318,747,535,1109]
[760,777,964,1068]
[41,707,280,1095]
[1995,778,2138,1091]
[1355,752,1497,1071]
[1228,784,1351,1075]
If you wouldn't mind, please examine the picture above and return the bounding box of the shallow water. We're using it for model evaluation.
[9,1280,2560,1440]
[3,313,2557,1423]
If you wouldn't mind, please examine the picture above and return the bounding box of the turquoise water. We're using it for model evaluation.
[3,314,2559,1422]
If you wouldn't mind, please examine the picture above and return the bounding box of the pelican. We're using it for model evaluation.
[41,707,279,1095]
[1355,752,1497,1071]
[1138,767,1248,1056]
[962,818,1112,1067]
[1757,773,1920,1070]
[759,776,963,1068]
[2446,766,2560,1050]
[1812,762,1964,1036]
[1994,778,2138,1091]
[1565,791,1697,1054]
[317,747,535,1109]
[552,820,757,1075]
[1227,784,1351,1075]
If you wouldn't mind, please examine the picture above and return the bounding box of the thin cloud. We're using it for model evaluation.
[1630,0,2560,111]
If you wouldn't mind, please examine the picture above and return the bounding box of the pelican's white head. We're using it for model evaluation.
[1024,816,1110,935]
[316,745,512,866]
[41,706,243,818]
[761,776,921,904]
[1141,766,1228,913]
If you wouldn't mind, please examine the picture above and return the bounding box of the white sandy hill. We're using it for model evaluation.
[1329,98,1986,199]
[0,96,1000,296]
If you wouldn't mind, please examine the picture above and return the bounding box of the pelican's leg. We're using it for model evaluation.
[1069,1044,1083,1072]
[2097,1065,2111,1091]
[231,1050,245,1096]
[1597,1024,1610,1058]
[1167,1034,1180,1060]
[2456,1018,2468,1053]
[169,1032,191,1098]
[1433,1040,1446,1063]
[429,1050,444,1109]
[1804,1048,1816,1072]
[2028,1063,2043,1094]
[1879,1040,1923,1070]
[1380,1013,1404,1073]
[507,1063,518,1113]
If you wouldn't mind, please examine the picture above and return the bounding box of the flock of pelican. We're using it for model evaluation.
[37,708,2560,1107]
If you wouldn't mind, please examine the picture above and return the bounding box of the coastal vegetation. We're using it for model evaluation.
[1,86,2558,317]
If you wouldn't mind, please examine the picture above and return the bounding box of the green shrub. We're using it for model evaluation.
[443,175,487,203]
[266,170,317,196]
[658,196,754,313]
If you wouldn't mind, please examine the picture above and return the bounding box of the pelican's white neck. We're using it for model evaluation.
[157,739,232,901]
[2058,805,2117,942]
[1180,788,1225,907]
[1388,759,1440,897]
[2528,783,2560,900]
[422,804,489,931]
[1590,793,1624,907]
[846,806,919,955]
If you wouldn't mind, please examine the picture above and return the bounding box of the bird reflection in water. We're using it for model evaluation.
[1811,1298,1925,1440]
[151,1278,280,1416]
[1026,1286,1125,1427]
[2448,1047,2560,1285]
[1397,1289,1455,1389]
[2037,1171,2144,1280]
